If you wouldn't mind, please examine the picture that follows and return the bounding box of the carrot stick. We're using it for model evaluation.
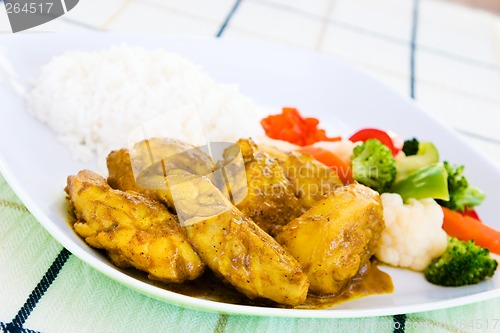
[441,206,500,254]
[299,146,354,185]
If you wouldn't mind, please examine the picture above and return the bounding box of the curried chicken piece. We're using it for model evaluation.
[107,148,175,207]
[167,170,309,306]
[107,138,214,208]
[66,170,205,283]
[130,137,213,180]
[228,139,304,235]
[260,143,343,210]
[107,140,248,213]
[107,148,156,196]
[274,184,384,295]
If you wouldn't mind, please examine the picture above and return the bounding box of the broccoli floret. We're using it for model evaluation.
[437,162,485,212]
[351,139,396,193]
[424,237,498,287]
[402,138,419,156]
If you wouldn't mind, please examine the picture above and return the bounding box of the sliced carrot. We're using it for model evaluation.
[441,206,500,254]
[299,146,353,185]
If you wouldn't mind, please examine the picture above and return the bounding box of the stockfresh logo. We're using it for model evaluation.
[3,0,79,33]
[126,107,250,228]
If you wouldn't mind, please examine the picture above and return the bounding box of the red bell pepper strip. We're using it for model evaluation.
[349,128,400,156]
[463,209,481,221]
[261,108,341,146]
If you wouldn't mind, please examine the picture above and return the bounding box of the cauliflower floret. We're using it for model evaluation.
[376,193,448,271]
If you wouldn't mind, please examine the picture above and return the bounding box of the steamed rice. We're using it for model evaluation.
[28,45,267,162]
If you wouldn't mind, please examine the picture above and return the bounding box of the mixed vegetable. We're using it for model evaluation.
[351,139,396,193]
[437,162,486,212]
[425,237,498,287]
[260,107,341,146]
[261,107,499,287]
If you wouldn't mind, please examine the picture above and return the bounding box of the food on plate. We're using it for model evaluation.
[128,138,214,180]
[107,138,214,208]
[390,164,450,201]
[312,140,356,165]
[168,170,309,306]
[29,45,265,162]
[265,109,498,286]
[441,207,500,254]
[235,138,343,233]
[395,141,439,182]
[351,139,396,193]
[437,162,485,212]
[349,128,400,156]
[66,134,396,307]
[43,45,496,307]
[107,148,163,200]
[109,138,305,235]
[425,237,498,286]
[260,107,340,146]
[262,142,344,210]
[375,193,448,271]
[64,104,499,304]
[401,138,419,156]
[391,139,448,201]
[298,145,354,185]
[66,170,205,283]
[274,184,384,294]
[224,139,304,235]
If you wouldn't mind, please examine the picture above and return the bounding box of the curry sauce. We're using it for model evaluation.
[124,260,393,309]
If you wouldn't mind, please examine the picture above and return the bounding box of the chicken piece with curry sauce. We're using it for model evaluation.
[107,138,213,209]
[274,183,384,295]
[259,142,344,209]
[227,138,344,234]
[108,137,344,236]
[226,139,304,235]
[66,170,205,283]
[167,170,309,306]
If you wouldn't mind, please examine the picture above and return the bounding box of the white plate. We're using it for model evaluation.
[1,33,499,318]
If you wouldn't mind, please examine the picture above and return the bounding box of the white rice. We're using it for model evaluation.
[28,45,267,162]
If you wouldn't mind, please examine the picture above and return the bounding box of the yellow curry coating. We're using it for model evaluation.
[275,184,384,295]
[168,170,309,306]
[67,170,205,283]
[230,139,304,235]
